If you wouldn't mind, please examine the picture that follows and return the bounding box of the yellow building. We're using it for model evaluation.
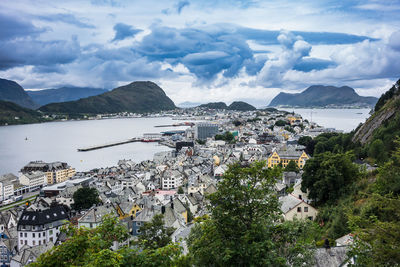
[116,203,142,219]
[268,149,309,169]
[21,161,76,185]
[287,115,302,125]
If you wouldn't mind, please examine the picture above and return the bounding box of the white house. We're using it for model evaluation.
[0,174,17,201]
[279,194,318,221]
[17,206,69,250]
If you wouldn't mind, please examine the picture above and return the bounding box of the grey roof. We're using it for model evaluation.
[18,206,69,226]
[313,246,349,267]
[78,205,116,224]
[279,194,302,213]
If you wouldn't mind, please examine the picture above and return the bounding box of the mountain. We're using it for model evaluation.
[27,87,108,106]
[269,85,378,108]
[353,79,400,145]
[198,102,228,109]
[0,78,38,109]
[228,101,257,111]
[0,100,44,125]
[39,81,176,114]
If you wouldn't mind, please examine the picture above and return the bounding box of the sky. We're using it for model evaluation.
[0,0,399,107]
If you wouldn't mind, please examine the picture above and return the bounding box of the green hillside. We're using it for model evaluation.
[39,81,176,114]
[228,101,256,111]
[0,78,38,109]
[0,100,45,125]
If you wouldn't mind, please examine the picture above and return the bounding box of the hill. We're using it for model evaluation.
[0,78,38,109]
[269,85,378,108]
[228,101,256,111]
[0,100,45,125]
[39,81,176,114]
[353,79,400,146]
[27,87,108,106]
[198,102,228,109]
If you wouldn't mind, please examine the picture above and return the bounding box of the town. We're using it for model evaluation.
[0,107,353,266]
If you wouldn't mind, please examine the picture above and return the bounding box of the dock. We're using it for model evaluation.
[77,138,142,152]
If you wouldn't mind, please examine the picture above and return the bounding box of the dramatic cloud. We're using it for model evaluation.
[36,13,95,29]
[111,23,142,42]
[0,13,45,41]
[0,0,399,104]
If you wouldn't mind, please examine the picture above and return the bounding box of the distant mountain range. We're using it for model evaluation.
[39,81,176,114]
[198,101,257,111]
[269,85,378,108]
[177,101,203,108]
[27,87,108,106]
[0,78,38,109]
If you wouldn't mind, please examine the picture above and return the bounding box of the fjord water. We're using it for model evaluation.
[0,117,186,175]
[281,108,371,132]
[0,109,370,175]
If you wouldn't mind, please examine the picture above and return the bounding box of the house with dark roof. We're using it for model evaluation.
[17,206,69,250]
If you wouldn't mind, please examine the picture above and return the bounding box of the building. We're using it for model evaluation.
[21,161,75,185]
[0,174,17,201]
[280,194,318,221]
[78,205,117,229]
[18,172,47,191]
[267,148,309,169]
[162,170,183,190]
[194,123,219,140]
[17,206,69,250]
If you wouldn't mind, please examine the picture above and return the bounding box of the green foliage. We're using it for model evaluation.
[302,152,360,206]
[347,194,400,266]
[284,160,299,173]
[368,139,387,164]
[232,120,242,126]
[215,131,235,143]
[187,161,316,266]
[0,100,50,125]
[72,187,101,210]
[196,139,206,145]
[30,215,129,267]
[177,186,184,194]
[137,214,175,250]
[275,119,288,126]
[374,79,400,112]
[284,125,295,133]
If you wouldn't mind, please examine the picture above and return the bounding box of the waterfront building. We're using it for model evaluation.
[18,172,47,192]
[21,161,76,185]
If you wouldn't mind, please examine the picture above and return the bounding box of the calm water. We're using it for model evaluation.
[280,108,371,132]
[0,117,186,175]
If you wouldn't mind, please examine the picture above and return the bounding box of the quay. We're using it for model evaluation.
[78,138,142,152]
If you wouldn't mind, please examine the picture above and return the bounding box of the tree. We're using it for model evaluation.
[215,131,235,143]
[275,119,287,126]
[31,215,129,267]
[187,161,316,266]
[72,187,100,210]
[285,160,299,173]
[177,186,184,194]
[137,214,175,250]
[348,194,400,266]
[368,139,387,164]
[31,215,186,267]
[302,152,360,206]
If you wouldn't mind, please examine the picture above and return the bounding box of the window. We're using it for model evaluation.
[20,233,22,237]
[49,230,53,235]
[39,241,41,245]
[43,232,46,236]
[39,233,41,238]
[297,207,301,212]
[33,241,35,246]
[24,240,27,245]
[33,233,35,238]
[304,207,308,212]
[20,240,23,245]
[308,216,313,220]
[24,233,27,238]
[298,195,302,200]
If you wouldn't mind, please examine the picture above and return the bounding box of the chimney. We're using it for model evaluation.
[161,206,165,214]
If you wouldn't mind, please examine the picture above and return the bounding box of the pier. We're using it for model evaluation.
[77,138,142,152]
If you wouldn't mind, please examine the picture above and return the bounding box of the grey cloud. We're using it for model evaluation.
[36,13,95,29]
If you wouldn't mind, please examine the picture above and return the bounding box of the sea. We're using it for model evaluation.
[0,109,371,175]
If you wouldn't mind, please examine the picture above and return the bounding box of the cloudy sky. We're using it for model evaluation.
[1,0,399,106]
